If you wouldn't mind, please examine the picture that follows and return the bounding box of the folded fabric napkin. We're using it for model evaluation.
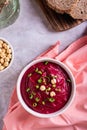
[3,36,87,130]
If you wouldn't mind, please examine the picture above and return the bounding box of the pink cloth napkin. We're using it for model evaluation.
[3,36,87,130]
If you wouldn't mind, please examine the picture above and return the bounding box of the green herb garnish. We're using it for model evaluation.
[38,71,42,74]
[36,85,39,89]
[46,87,51,91]
[35,97,40,102]
[44,61,48,65]
[52,76,57,78]
[42,101,45,105]
[28,73,32,77]
[67,79,71,82]
[52,84,56,88]
[49,98,55,102]
[38,77,42,84]
[33,102,37,107]
[51,74,57,79]
[35,68,42,75]
[35,68,39,72]
[29,94,33,99]
[26,88,30,92]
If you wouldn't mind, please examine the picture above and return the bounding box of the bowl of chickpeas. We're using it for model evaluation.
[0,37,14,72]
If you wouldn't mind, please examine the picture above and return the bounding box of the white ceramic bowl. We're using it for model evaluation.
[0,37,14,72]
[17,58,75,118]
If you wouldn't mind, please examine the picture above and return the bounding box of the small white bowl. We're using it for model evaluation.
[0,37,14,72]
[17,58,75,118]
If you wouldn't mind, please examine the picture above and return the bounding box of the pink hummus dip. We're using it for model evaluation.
[21,61,71,114]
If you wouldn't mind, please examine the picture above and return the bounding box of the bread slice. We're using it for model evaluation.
[46,0,77,14]
[69,0,87,20]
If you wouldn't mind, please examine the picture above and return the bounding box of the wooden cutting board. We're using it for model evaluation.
[36,0,84,31]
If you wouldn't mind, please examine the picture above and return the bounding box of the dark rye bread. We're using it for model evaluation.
[46,0,77,14]
[36,0,84,31]
[69,0,87,20]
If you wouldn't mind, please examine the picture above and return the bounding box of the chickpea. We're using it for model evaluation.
[51,78,56,85]
[40,85,46,91]
[6,48,12,54]
[0,49,2,53]
[52,84,56,88]
[0,58,4,64]
[2,48,6,53]
[5,57,10,62]
[0,40,3,45]
[0,66,5,71]
[7,54,12,59]
[5,44,9,49]
[0,44,2,48]
[4,61,9,67]
[2,43,7,48]
[0,52,6,58]
[50,91,56,97]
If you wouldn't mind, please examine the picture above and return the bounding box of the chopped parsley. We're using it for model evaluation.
[33,103,37,107]
[35,97,40,102]
[44,61,48,65]
[38,77,42,84]
[35,68,39,72]
[42,101,45,105]
[49,98,55,102]
[36,85,39,89]
[29,94,33,99]
[35,68,42,75]
[28,73,32,77]
[67,79,71,82]
[26,88,30,92]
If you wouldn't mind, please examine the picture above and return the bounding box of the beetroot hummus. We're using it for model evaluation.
[21,61,72,114]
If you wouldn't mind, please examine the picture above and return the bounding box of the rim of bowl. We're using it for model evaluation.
[0,37,14,73]
[17,58,76,118]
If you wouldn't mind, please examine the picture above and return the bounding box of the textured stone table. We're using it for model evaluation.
[0,0,87,129]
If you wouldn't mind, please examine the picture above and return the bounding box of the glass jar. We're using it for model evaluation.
[0,0,20,29]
